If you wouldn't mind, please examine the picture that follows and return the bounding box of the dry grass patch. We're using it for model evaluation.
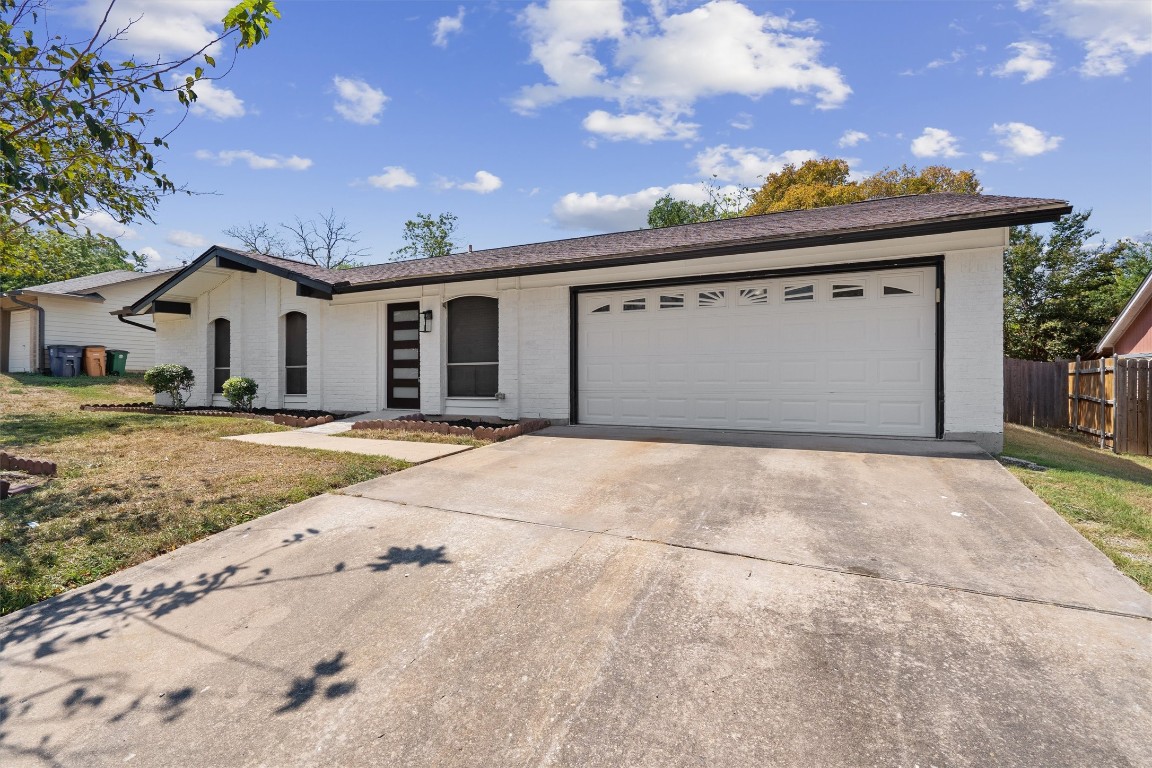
[340,428,491,448]
[0,373,408,615]
[1003,423,1152,592]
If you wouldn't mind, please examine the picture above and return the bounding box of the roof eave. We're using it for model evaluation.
[336,203,1072,294]
[124,246,336,316]
[1097,269,1152,353]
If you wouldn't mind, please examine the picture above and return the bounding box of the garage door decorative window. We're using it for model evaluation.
[622,297,647,312]
[447,297,498,397]
[831,283,865,299]
[285,312,307,395]
[784,284,814,301]
[659,294,685,309]
[738,287,769,305]
[211,318,230,393]
[697,289,726,307]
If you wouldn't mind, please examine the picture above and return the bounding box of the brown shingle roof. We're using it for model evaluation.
[333,193,1069,288]
[132,193,1069,315]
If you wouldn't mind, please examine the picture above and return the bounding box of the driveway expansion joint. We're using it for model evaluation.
[347,492,1152,622]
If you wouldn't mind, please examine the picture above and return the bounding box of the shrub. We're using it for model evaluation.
[143,364,195,409]
[221,376,259,411]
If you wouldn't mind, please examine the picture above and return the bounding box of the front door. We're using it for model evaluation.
[387,302,421,409]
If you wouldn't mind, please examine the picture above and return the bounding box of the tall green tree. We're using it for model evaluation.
[0,220,145,291]
[1,0,280,237]
[393,212,458,260]
[1003,210,1131,360]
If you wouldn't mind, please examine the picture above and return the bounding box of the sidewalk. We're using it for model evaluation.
[222,430,470,463]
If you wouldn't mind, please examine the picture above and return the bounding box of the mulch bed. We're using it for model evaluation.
[351,413,550,442]
[80,404,339,427]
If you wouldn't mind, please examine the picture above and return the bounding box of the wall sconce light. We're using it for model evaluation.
[420,309,433,333]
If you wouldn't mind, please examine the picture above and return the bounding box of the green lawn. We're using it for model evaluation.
[1002,423,1152,592]
[0,373,409,615]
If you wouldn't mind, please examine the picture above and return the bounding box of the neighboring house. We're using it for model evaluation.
[120,194,1070,451]
[1097,269,1152,357]
[1,269,178,374]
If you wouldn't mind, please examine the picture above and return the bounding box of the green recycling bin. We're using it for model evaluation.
[105,349,129,376]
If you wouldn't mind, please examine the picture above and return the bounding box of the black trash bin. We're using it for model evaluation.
[48,345,83,377]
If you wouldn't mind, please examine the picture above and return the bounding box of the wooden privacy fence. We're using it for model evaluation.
[1004,357,1152,455]
[1004,358,1068,428]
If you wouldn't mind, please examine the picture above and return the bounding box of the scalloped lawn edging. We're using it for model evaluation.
[350,414,550,442]
[0,451,57,500]
[80,403,336,428]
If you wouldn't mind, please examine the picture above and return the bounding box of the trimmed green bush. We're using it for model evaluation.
[143,364,195,409]
[221,376,259,411]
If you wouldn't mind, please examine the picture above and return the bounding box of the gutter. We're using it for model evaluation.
[7,291,47,373]
[115,312,156,332]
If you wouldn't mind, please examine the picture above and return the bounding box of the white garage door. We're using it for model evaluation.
[7,310,32,373]
[577,267,938,437]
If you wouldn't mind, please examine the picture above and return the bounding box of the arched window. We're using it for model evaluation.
[285,312,307,395]
[446,296,498,397]
[211,318,230,393]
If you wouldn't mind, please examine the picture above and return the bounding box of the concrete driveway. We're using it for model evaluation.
[1,428,1149,767]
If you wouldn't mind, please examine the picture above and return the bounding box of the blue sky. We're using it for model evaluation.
[57,0,1152,268]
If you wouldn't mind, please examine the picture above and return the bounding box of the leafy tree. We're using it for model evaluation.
[224,211,368,269]
[744,158,981,215]
[393,212,458,260]
[1,0,280,237]
[646,182,753,229]
[1003,210,1130,360]
[647,195,718,228]
[0,218,145,291]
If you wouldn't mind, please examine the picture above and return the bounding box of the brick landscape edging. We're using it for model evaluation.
[0,451,57,476]
[80,404,334,427]
[0,450,57,500]
[350,414,550,442]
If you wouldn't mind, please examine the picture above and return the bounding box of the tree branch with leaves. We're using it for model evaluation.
[0,0,280,237]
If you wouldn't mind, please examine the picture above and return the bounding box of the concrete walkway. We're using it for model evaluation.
[297,409,419,435]
[222,430,470,463]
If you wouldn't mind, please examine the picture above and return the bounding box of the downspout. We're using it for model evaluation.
[8,291,47,373]
[116,313,156,332]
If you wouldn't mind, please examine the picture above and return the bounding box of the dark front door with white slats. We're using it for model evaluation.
[387,302,421,409]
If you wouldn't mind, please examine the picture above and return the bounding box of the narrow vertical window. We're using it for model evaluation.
[446,297,498,397]
[285,312,307,395]
[212,318,230,393]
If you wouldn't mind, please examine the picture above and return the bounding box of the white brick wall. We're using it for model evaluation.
[513,286,569,420]
[944,246,1005,451]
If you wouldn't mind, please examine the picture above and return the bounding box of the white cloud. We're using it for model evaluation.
[165,230,208,249]
[444,170,504,194]
[994,41,1055,83]
[838,129,869,148]
[137,246,164,266]
[433,6,466,47]
[1027,0,1151,77]
[194,149,313,171]
[79,0,234,58]
[332,76,388,125]
[694,145,818,184]
[582,110,698,141]
[515,0,851,141]
[991,122,1062,156]
[980,151,1000,162]
[730,112,754,130]
[368,166,419,190]
[910,127,962,158]
[552,181,743,231]
[174,74,246,119]
[74,211,137,240]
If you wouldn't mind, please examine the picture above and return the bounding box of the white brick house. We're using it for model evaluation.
[118,194,1072,452]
